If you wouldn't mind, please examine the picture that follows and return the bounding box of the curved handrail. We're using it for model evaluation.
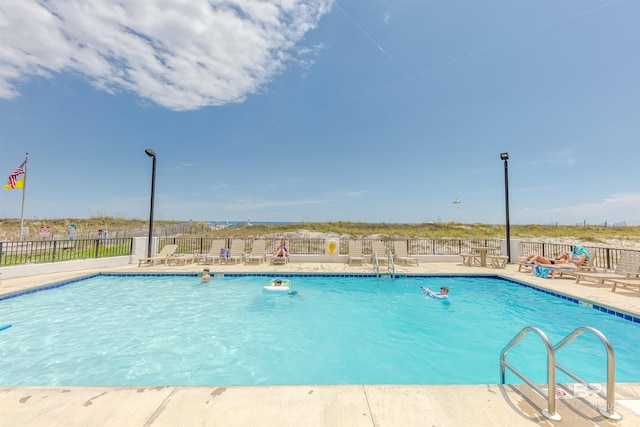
[373,251,379,276]
[500,326,559,420]
[553,326,619,419]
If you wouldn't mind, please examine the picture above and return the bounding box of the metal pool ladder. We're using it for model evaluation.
[499,325,620,421]
[372,251,394,277]
[372,251,379,275]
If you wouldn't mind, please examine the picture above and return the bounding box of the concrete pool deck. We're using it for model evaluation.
[1,261,639,426]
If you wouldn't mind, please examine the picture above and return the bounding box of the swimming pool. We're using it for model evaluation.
[0,274,638,386]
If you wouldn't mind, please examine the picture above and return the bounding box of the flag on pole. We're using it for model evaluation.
[4,161,26,190]
[4,177,25,189]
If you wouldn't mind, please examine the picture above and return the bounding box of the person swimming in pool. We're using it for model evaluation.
[269,278,302,296]
[201,268,211,283]
[421,286,449,299]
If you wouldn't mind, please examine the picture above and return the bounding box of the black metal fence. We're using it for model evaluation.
[0,238,133,266]
[156,237,504,257]
[5,222,209,242]
[158,238,637,270]
[1,236,637,269]
[520,242,633,270]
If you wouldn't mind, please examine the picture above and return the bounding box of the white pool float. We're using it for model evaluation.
[263,279,291,292]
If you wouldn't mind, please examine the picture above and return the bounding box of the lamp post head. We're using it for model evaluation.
[500,152,509,161]
[145,148,156,157]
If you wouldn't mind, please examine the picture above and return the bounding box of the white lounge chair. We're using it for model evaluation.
[270,256,289,265]
[167,252,196,265]
[517,248,593,275]
[610,277,640,293]
[245,240,267,265]
[371,240,390,266]
[197,240,227,265]
[221,239,245,264]
[270,245,290,265]
[347,240,365,265]
[138,244,178,266]
[393,240,418,266]
[516,257,534,272]
[575,251,640,286]
[555,248,596,278]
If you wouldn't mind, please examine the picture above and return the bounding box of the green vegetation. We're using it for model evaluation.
[202,221,640,246]
[1,217,638,247]
[0,217,182,240]
[0,241,132,266]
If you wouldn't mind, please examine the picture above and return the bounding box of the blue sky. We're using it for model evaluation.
[1,0,638,225]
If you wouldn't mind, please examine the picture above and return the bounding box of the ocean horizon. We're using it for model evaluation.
[208,220,298,228]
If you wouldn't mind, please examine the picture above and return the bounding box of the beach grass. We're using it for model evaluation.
[1,217,638,247]
[207,221,640,245]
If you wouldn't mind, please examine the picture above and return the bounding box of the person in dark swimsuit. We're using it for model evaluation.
[519,252,568,266]
[273,239,289,258]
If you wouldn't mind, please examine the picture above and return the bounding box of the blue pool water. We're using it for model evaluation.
[0,274,638,386]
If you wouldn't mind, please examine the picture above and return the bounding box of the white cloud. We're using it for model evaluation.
[341,189,370,198]
[524,146,581,168]
[518,192,640,224]
[172,162,196,170]
[0,0,332,110]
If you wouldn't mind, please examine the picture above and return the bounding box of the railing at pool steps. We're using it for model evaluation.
[372,251,395,278]
[499,325,620,422]
[373,251,379,276]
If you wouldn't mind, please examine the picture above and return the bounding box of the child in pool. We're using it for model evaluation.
[421,286,449,299]
[201,268,211,283]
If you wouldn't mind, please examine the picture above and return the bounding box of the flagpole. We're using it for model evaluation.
[20,152,28,240]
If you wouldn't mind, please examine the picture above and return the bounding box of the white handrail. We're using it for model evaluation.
[372,251,379,276]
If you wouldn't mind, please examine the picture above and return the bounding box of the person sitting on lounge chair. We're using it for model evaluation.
[273,239,289,258]
[520,252,568,266]
[535,245,589,268]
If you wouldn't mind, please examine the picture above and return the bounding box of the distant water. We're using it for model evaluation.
[208,221,299,228]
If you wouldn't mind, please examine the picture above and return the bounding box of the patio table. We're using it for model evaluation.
[470,247,496,267]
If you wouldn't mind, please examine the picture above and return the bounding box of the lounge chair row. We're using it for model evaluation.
[348,240,419,266]
[575,251,640,292]
[197,239,288,265]
[138,240,289,267]
[137,244,201,267]
[141,240,421,268]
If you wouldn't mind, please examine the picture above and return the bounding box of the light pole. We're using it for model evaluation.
[145,148,157,258]
[500,152,511,263]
